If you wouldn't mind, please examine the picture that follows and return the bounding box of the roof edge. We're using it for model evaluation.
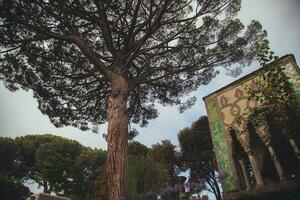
[202,54,296,101]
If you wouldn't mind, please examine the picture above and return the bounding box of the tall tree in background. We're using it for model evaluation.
[128,141,149,158]
[178,116,222,200]
[1,134,107,200]
[149,140,181,186]
[35,137,83,195]
[0,175,30,200]
[75,147,107,200]
[0,1,267,199]
[0,137,19,178]
[127,142,167,200]
[15,134,84,194]
[15,134,62,190]
[0,137,30,200]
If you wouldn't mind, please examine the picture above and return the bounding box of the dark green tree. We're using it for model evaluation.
[244,64,300,137]
[128,141,149,158]
[127,141,168,200]
[149,140,181,186]
[241,39,300,133]
[0,137,30,200]
[0,137,18,178]
[35,137,83,195]
[1,134,108,199]
[178,116,222,200]
[0,1,267,199]
[242,57,300,178]
[127,140,167,200]
[15,134,81,193]
[74,147,107,200]
[15,134,59,188]
[0,174,30,200]
[126,155,167,200]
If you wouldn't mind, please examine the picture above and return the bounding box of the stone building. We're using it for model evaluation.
[203,55,300,193]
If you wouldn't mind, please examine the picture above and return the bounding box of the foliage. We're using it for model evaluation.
[0,0,267,130]
[35,137,83,194]
[128,141,149,158]
[243,61,300,138]
[127,140,189,200]
[127,140,180,200]
[0,138,30,200]
[0,137,19,178]
[241,56,300,179]
[178,116,222,200]
[178,116,213,171]
[254,39,278,66]
[0,134,107,199]
[236,190,300,200]
[243,38,298,131]
[14,134,81,193]
[126,155,167,200]
[149,140,182,186]
[74,147,107,200]
[15,134,60,185]
[0,174,30,200]
[1,135,186,200]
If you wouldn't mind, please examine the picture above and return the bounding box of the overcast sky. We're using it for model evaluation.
[1,0,300,150]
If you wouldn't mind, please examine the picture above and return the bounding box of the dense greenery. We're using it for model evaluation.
[0,174,30,200]
[0,135,187,200]
[242,55,300,179]
[178,116,222,200]
[0,134,107,200]
[244,64,300,138]
[74,147,107,200]
[0,137,19,178]
[126,154,167,200]
[149,140,182,186]
[127,140,186,200]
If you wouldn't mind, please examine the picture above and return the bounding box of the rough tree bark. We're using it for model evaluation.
[106,71,129,200]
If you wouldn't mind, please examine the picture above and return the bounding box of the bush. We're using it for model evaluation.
[224,180,300,200]
[0,175,30,200]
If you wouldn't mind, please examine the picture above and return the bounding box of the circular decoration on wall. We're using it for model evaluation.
[246,100,257,109]
[230,104,241,116]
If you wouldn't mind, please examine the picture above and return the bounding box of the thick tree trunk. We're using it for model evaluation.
[106,73,128,200]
